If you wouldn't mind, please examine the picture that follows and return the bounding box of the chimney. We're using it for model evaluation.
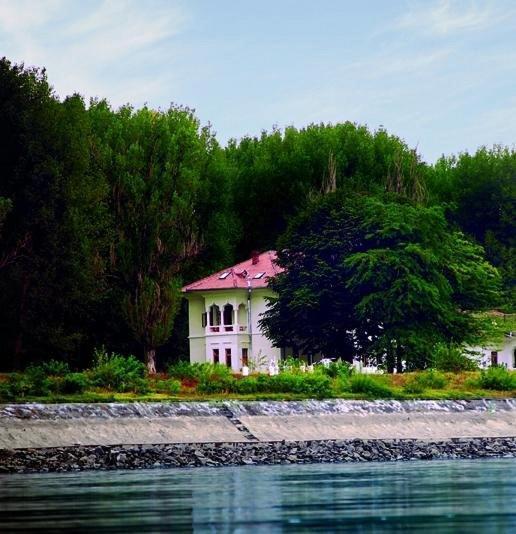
[251,251,260,265]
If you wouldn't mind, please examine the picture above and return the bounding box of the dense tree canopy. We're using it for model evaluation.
[226,124,427,257]
[0,57,512,371]
[428,148,515,308]
[88,102,234,372]
[261,193,500,370]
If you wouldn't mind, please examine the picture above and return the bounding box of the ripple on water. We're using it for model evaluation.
[1,458,516,532]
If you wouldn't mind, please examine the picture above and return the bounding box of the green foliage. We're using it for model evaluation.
[0,59,111,369]
[476,366,516,391]
[232,377,259,394]
[321,360,354,379]
[40,360,71,376]
[403,380,425,395]
[278,356,304,372]
[0,56,512,374]
[197,376,235,394]
[167,361,202,380]
[429,148,515,309]
[89,101,234,372]
[262,191,499,370]
[227,123,425,257]
[167,362,231,381]
[431,344,478,372]
[259,372,332,398]
[23,365,52,396]
[348,374,394,397]
[154,378,181,395]
[0,373,34,399]
[406,369,448,392]
[196,363,235,393]
[90,348,147,392]
[49,373,90,394]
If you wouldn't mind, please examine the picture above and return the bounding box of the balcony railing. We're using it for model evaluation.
[207,325,247,334]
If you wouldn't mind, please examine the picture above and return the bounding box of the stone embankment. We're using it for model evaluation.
[1,400,515,473]
[2,438,516,474]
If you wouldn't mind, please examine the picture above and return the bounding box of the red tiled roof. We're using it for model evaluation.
[182,250,282,292]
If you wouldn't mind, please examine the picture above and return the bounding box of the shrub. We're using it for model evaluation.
[233,377,259,394]
[168,362,232,382]
[403,380,425,395]
[49,372,90,394]
[270,373,303,393]
[322,360,354,379]
[256,374,274,392]
[168,361,201,381]
[0,382,11,401]
[349,374,393,397]
[90,348,147,392]
[414,369,447,390]
[254,372,332,398]
[431,344,478,372]
[279,356,304,372]
[204,364,233,381]
[155,378,181,395]
[40,360,71,376]
[477,366,516,391]
[197,376,236,394]
[24,365,51,396]
[0,368,53,399]
[298,374,332,398]
[0,374,32,400]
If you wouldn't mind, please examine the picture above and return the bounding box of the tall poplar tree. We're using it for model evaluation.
[90,102,227,372]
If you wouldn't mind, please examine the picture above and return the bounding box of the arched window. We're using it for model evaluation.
[223,304,234,325]
[223,304,234,331]
[209,304,221,326]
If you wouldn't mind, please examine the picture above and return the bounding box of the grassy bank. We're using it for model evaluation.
[1,357,515,403]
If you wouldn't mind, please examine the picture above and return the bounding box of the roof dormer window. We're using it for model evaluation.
[218,272,230,279]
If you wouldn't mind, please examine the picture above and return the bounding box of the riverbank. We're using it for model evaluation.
[1,400,514,473]
[2,437,516,474]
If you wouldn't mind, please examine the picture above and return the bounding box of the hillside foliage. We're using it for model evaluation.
[0,57,513,371]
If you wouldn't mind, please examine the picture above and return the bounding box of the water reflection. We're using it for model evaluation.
[1,459,515,532]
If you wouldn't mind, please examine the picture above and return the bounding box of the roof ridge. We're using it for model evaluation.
[182,250,278,292]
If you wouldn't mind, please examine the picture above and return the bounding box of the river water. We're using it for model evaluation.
[1,459,515,532]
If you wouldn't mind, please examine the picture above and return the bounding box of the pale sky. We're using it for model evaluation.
[1,0,515,162]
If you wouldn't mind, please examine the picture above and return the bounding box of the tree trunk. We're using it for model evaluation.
[13,274,30,370]
[145,347,157,374]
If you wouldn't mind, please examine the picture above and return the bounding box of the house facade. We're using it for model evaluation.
[182,251,283,371]
[474,334,516,370]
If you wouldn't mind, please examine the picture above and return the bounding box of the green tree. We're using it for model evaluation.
[0,59,109,368]
[226,122,426,258]
[429,147,515,309]
[261,193,500,370]
[89,102,233,372]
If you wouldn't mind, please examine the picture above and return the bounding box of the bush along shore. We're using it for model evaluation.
[1,438,515,474]
[1,354,515,403]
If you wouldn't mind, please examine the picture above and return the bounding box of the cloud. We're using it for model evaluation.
[0,0,188,105]
[396,0,502,36]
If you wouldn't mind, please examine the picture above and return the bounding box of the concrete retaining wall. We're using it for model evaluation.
[1,400,514,473]
[1,400,515,449]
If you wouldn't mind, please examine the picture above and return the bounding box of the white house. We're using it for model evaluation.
[182,251,283,372]
[473,333,516,370]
